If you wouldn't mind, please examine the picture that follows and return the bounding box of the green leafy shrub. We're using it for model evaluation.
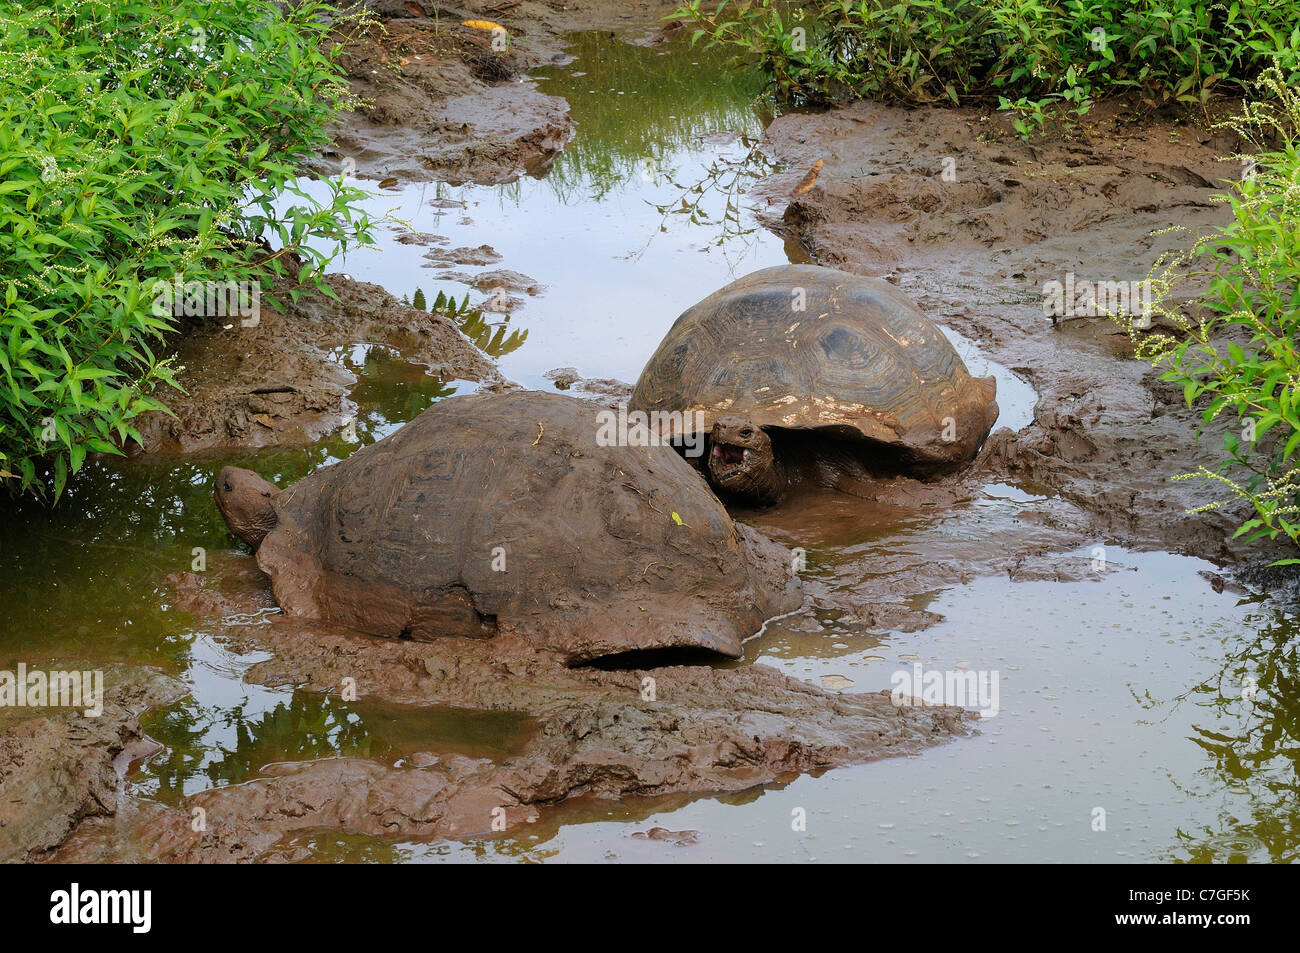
[671,1,1300,134]
[0,0,376,498]
[1128,65,1300,558]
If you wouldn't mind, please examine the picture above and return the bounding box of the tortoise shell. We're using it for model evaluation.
[251,390,800,663]
[630,265,999,467]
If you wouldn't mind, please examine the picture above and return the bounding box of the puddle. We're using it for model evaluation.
[941,327,1036,432]
[136,647,534,803]
[290,31,803,389]
[289,548,1300,864]
[0,344,478,794]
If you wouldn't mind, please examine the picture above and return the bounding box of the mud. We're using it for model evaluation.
[321,1,684,186]
[754,100,1285,565]
[24,5,1295,865]
[0,666,185,863]
[132,271,505,455]
[48,565,971,862]
[135,0,683,457]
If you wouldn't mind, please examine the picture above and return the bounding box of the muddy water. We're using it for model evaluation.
[3,31,1297,863]
[300,32,805,387]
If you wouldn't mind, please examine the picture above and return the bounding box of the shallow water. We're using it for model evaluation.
[331,550,1299,863]
[2,31,1296,864]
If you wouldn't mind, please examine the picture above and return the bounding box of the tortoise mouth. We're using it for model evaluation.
[709,441,754,480]
[711,441,749,466]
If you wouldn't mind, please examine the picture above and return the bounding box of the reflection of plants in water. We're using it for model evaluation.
[412,288,528,359]
[0,338,472,661]
[458,310,528,359]
[632,135,780,264]
[339,343,461,443]
[141,691,384,802]
[1161,600,1300,862]
[531,31,769,202]
[273,831,418,864]
[139,688,536,803]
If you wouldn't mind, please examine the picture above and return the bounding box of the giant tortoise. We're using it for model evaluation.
[215,390,800,663]
[630,265,999,505]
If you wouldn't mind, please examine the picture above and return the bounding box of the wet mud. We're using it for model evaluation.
[0,666,185,862]
[48,566,971,862]
[132,271,505,455]
[324,1,684,185]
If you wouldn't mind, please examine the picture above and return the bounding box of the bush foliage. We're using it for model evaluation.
[672,1,1300,135]
[0,0,375,498]
[1130,65,1300,558]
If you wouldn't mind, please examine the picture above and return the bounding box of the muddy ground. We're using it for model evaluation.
[46,561,971,862]
[132,270,506,455]
[5,1,1292,863]
[0,666,186,863]
[319,0,685,185]
[128,0,686,457]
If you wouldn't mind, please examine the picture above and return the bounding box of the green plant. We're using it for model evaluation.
[1127,64,1300,558]
[672,1,1300,135]
[0,0,376,498]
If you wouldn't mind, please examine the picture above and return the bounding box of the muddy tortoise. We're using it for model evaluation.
[629,264,999,506]
[214,390,800,663]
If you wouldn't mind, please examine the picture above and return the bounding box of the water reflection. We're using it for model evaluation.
[1166,598,1300,862]
[531,31,771,201]
[137,688,534,803]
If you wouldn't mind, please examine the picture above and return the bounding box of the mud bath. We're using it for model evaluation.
[5,9,1300,864]
[753,99,1275,561]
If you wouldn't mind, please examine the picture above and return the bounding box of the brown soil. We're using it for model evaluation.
[0,666,186,863]
[133,0,684,458]
[131,270,506,455]
[26,5,1293,864]
[320,1,683,185]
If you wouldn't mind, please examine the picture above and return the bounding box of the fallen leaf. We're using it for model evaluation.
[820,674,854,692]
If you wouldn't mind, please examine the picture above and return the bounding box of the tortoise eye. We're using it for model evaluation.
[740,428,754,438]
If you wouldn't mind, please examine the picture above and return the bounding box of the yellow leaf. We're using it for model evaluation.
[462,19,505,32]
[671,511,683,525]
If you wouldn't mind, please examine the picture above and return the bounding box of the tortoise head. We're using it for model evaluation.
[708,416,783,506]
[214,466,281,549]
